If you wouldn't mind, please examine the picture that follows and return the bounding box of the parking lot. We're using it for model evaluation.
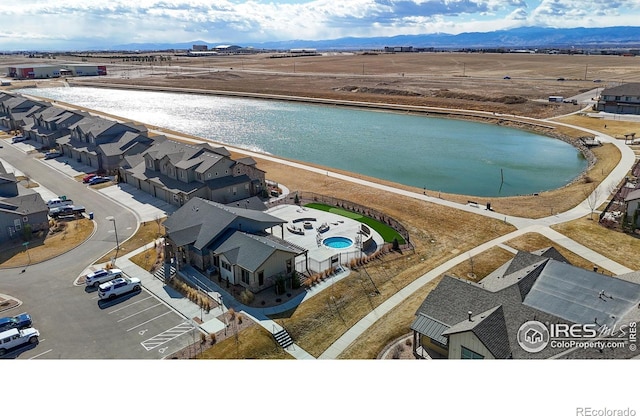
[0,137,194,359]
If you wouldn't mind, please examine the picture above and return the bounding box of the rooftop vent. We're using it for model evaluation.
[468,311,473,322]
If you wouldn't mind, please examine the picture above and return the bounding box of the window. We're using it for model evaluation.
[241,269,250,284]
[461,346,484,359]
[221,261,231,272]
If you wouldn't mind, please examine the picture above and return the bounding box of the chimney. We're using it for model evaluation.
[468,311,473,321]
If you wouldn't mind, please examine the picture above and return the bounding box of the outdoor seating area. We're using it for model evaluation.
[267,204,385,274]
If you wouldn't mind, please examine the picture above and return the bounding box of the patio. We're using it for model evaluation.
[265,204,385,274]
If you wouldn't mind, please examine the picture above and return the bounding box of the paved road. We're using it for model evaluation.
[2,93,636,360]
[0,142,192,359]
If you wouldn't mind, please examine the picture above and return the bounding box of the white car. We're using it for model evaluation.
[85,268,123,288]
[0,327,40,356]
[98,277,141,300]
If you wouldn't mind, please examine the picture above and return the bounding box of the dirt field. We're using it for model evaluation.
[3,52,639,359]
[59,51,640,119]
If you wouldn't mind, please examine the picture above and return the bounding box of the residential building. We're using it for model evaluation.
[58,116,156,173]
[163,197,306,292]
[0,162,49,244]
[120,139,266,207]
[25,106,91,149]
[625,189,640,226]
[411,248,640,359]
[597,83,640,114]
[0,93,49,131]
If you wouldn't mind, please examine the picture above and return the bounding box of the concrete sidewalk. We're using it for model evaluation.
[96,242,319,359]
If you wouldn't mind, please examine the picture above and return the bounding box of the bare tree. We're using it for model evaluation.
[585,184,601,221]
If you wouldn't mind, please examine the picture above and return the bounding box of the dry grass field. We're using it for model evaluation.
[0,219,94,267]
[3,52,639,358]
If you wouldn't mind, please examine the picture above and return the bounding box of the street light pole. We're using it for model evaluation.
[106,216,119,264]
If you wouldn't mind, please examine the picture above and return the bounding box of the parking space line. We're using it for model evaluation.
[126,311,173,332]
[107,296,153,313]
[29,349,52,359]
[117,302,163,322]
[141,322,195,351]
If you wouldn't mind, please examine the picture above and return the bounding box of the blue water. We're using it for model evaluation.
[323,236,354,249]
[15,87,587,197]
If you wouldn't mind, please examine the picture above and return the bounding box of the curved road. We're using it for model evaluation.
[0,143,139,358]
[7,86,637,359]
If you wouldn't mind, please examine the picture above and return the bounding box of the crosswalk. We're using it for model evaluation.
[141,321,195,351]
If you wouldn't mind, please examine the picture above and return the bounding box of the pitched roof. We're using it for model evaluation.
[164,197,285,250]
[443,305,511,359]
[625,189,640,202]
[412,251,640,359]
[211,230,304,272]
[602,83,640,97]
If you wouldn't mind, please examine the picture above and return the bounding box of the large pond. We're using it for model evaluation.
[15,86,587,197]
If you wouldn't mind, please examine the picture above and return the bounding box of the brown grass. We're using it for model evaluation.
[338,276,444,359]
[7,52,639,359]
[444,246,515,282]
[0,218,94,267]
[96,219,165,264]
[551,217,640,271]
[197,324,292,359]
[505,232,613,274]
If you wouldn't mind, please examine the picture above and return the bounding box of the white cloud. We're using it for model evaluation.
[0,0,638,50]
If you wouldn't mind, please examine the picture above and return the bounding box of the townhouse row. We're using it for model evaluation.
[0,91,267,208]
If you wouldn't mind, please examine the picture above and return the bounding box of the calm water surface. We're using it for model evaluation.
[17,87,587,197]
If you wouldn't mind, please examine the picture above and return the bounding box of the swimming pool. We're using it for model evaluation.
[323,236,354,249]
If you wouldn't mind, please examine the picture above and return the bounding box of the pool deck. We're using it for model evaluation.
[265,204,384,270]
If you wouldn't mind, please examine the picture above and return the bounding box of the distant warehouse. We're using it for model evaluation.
[7,63,106,79]
[7,64,61,79]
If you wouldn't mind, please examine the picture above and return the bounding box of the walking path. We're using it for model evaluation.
[4,94,638,360]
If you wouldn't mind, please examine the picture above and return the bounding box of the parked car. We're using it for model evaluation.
[88,176,111,185]
[46,197,74,209]
[0,313,33,332]
[44,150,63,159]
[11,135,27,143]
[98,277,142,300]
[0,327,39,356]
[82,173,97,183]
[85,268,123,288]
[49,205,85,219]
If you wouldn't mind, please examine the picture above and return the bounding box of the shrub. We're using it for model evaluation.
[209,333,216,345]
[240,289,254,305]
[200,332,207,344]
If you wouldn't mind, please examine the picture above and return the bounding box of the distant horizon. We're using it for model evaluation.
[3,26,640,53]
[2,1,640,51]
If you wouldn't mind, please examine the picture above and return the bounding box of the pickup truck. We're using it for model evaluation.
[46,198,74,209]
[49,205,86,218]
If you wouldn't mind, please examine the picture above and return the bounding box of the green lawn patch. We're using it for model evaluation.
[305,202,405,244]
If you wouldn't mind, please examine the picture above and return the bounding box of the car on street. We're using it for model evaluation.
[82,173,97,183]
[85,268,123,288]
[12,135,27,143]
[98,277,142,300]
[88,176,111,185]
[44,150,63,159]
[0,327,40,356]
[0,313,33,332]
[49,204,86,219]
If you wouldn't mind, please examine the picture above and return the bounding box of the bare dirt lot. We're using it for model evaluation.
[71,51,640,118]
[4,52,639,359]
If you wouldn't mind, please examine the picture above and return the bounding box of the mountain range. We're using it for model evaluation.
[113,26,640,52]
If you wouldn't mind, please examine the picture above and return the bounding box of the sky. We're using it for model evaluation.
[1,0,639,51]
